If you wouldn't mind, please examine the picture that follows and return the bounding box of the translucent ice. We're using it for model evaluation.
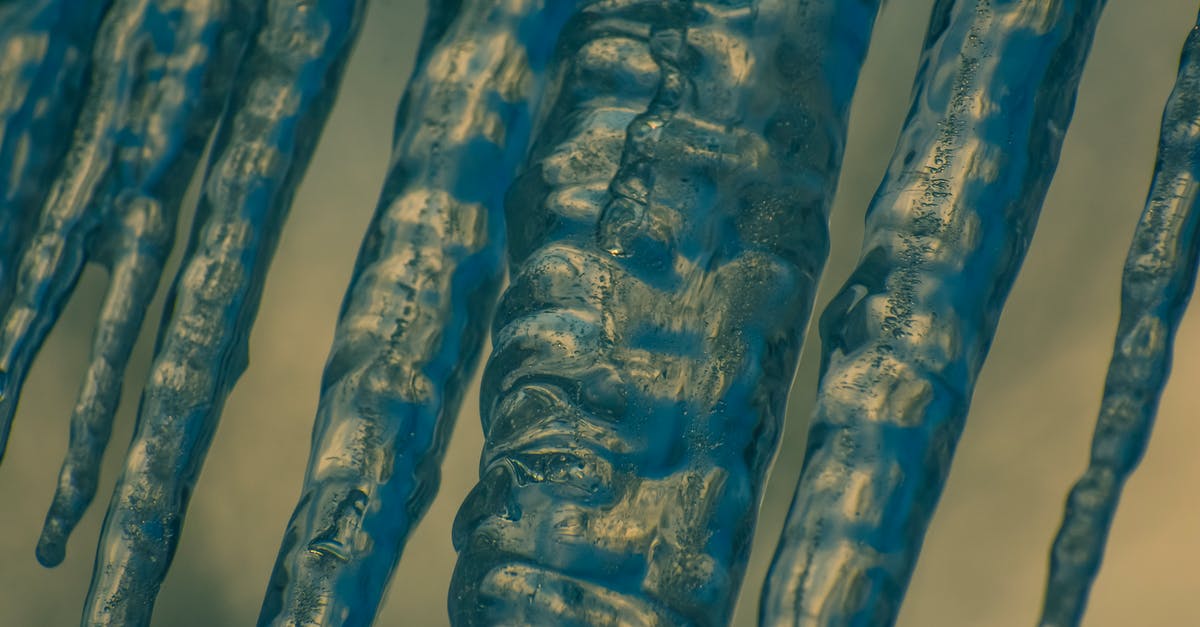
[32,0,257,570]
[4,0,1188,624]
[0,0,365,623]
[1041,10,1200,627]
[258,2,577,625]
[762,1,1107,624]
[0,0,255,571]
[83,2,366,624]
[0,0,113,462]
[449,1,881,624]
[0,0,109,318]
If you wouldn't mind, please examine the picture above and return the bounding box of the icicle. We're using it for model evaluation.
[1040,13,1200,627]
[0,2,154,466]
[0,0,254,566]
[31,0,257,569]
[593,0,691,256]
[449,0,880,624]
[79,1,366,624]
[0,0,110,300]
[256,2,577,625]
[0,0,111,451]
[760,1,1106,625]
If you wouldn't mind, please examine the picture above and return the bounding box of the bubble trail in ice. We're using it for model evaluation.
[82,1,365,624]
[0,0,111,453]
[1040,13,1200,627]
[257,2,578,625]
[30,0,258,569]
[761,1,1106,624]
[449,0,881,624]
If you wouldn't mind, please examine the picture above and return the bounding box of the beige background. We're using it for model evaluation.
[1,0,1198,624]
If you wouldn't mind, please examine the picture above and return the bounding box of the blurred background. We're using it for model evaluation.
[1,0,1198,624]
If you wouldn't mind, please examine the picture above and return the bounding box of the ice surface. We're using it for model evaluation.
[258,2,577,625]
[762,1,1107,624]
[448,1,881,624]
[1041,9,1200,627]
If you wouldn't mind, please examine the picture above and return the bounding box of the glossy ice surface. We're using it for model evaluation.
[448,1,880,624]
[87,2,366,624]
[258,2,577,625]
[3,0,1200,626]
[0,0,256,575]
[764,1,1106,624]
[0,0,364,624]
[1041,11,1200,627]
[33,0,256,571]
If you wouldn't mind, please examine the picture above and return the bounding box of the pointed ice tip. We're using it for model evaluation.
[0,380,15,465]
[35,527,66,568]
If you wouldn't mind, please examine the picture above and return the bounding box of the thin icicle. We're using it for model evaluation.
[761,1,1105,624]
[0,3,156,460]
[0,0,254,478]
[0,0,111,447]
[449,1,880,624]
[0,0,107,309]
[82,1,365,624]
[33,0,256,569]
[257,1,577,625]
[1041,14,1200,627]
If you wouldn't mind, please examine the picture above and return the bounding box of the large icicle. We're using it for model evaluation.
[257,2,577,625]
[449,1,880,624]
[33,0,257,568]
[82,1,365,624]
[761,1,1106,625]
[1040,11,1200,627]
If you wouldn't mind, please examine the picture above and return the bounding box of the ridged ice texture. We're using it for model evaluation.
[1041,14,1200,627]
[257,2,578,625]
[82,1,365,625]
[0,0,254,569]
[33,0,257,570]
[0,0,108,315]
[0,0,111,454]
[760,2,1107,625]
[450,1,880,624]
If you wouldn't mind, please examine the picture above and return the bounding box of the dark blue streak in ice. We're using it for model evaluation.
[1041,13,1200,627]
[450,1,880,624]
[35,0,257,569]
[258,2,576,625]
[0,0,110,460]
[761,1,1106,625]
[83,1,364,624]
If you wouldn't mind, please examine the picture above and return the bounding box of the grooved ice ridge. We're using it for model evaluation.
[762,1,1107,624]
[449,1,880,624]
[0,1,364,624]
[2,1,1196,625]
[258,2,577,625]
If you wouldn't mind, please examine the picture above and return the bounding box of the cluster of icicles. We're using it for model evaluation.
[1,0,1197,625]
